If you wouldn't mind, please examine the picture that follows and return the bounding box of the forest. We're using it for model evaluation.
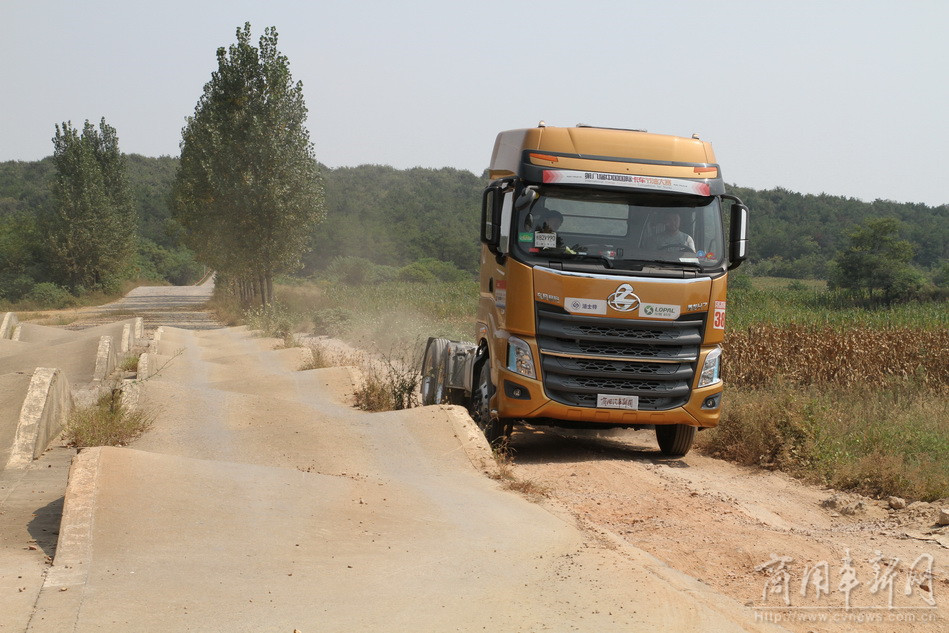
[0,154,946,307]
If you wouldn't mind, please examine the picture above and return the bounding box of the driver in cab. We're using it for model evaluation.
[650,211,695,251]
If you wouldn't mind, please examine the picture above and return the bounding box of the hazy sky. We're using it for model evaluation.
[2,1,947,206]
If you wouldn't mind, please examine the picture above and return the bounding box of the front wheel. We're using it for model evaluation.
[655,424,696,457]
[470,360,509,448]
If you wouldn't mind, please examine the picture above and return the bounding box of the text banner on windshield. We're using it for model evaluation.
[543,169,711,197]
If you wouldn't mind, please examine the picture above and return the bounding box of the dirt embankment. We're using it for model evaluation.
[504,426,948,633]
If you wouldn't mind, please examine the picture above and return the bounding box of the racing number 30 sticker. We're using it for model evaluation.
[713,301,726,330]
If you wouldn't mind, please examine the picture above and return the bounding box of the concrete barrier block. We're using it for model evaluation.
[92,336,116,383]
[138,352,151,380]
[120,324,131,353]
[5,367,74,469]
[134,317,144,339]
[12,324,22,340]
[0,312,18,339]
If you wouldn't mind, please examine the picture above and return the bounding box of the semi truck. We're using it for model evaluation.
[421,122,748,456]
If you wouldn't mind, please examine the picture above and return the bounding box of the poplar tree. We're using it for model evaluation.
[48,119,136,292]
[173,23,324,305]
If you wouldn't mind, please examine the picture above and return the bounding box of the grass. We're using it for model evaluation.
[727,283,949,330]
[1,279,157,313]
[10,312,81,327]
[351,345,424,412]
[65,389,154,448]
[698,380,949,501]
[120,355,140,373]
[492,448,549,500]
[297,338,423,413]
[298,345,334,371]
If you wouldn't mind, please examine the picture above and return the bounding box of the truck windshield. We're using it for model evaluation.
[512,187,725,271]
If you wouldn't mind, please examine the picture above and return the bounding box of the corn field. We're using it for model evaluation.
[723,325,949,390]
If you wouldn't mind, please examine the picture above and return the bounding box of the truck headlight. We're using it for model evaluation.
[698,347,721,387]
[507,337,536,379]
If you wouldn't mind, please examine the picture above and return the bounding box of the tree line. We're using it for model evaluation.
[2,156,947,306]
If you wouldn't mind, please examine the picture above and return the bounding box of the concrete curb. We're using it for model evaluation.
[150,326,164,354]
[120,324,131,353]
[0,312,18,339]
[4,367,74,470]
[118,318,144,353]
[92,336,116,383]
[28,448,102,632]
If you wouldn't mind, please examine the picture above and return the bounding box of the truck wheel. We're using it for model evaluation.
[471,360,509,448]
[420,338,449,405]
[655,424,696,457]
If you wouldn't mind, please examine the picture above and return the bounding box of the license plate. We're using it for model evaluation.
[597,394,639,410]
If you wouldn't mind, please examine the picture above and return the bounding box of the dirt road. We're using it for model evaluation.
[505,427,948,632]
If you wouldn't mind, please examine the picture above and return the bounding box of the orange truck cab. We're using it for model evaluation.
[421,123,748,456]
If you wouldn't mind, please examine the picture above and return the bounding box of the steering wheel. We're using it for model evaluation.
[659,243,694,252]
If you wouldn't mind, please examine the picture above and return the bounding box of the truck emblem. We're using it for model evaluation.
[607,283,640,312]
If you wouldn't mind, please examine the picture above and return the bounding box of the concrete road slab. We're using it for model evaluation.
[32,436,785,633]
[0,338,102,387]
[25,325,787,632]
[0,340,30,359]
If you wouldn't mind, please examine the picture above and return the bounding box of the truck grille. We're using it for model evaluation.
[536,303,703,410]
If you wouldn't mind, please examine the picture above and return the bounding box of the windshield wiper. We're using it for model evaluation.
[563,253,614,268]
[613,258,704,271]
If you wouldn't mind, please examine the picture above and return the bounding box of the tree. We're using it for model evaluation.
[173,23,324,305]
[829,217,924,303]
[46,119,136,292]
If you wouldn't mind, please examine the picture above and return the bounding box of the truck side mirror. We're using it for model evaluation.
[728,203,748,270]
[481,185,504,251]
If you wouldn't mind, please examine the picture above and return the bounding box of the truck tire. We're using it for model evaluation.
[420,337,449,405]
[655,424,696,457]
[471,360,508,448]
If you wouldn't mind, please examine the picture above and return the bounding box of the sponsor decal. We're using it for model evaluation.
[639,303,681,319]
[713,300,726,329]
[565,297,607,315]
[536,292,561,303]
[543,169,711,196]
[495,280,507,310]
[687,302,709,312]
[534,232,557,249]
[597,394,639,410]
[518,231,534,242]
[607,283,640,312]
